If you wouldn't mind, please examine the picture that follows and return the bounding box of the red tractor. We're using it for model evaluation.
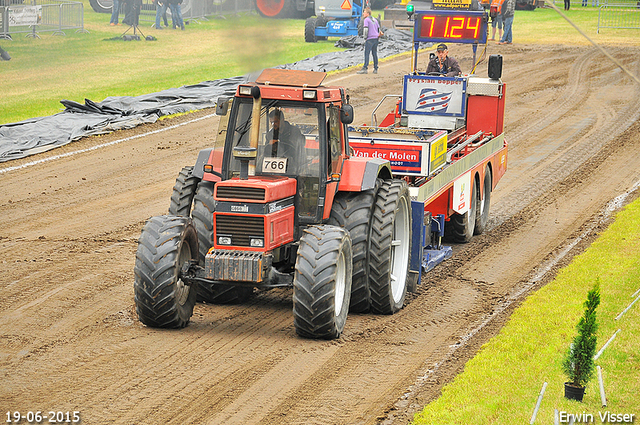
[133,8,509,339]
[134,68,414,339]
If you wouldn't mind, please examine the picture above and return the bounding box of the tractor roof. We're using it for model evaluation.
[255,69,327,88]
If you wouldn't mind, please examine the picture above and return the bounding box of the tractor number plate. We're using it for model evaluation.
[261,157,288,174]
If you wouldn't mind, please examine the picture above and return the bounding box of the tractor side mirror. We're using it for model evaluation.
[216,97,230,116]
[340,104,354,125]
[488,55,503,80]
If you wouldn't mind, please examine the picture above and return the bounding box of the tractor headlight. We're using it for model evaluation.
[250,238,264,248]
[303,90,317,100]
[218,236,232,245]
[238,85,253,96]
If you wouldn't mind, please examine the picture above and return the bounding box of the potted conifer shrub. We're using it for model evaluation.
[562,282,600,401]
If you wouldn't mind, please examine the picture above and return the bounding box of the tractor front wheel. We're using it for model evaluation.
[369,180,412,314]
[293,225,353,339]
[305,17,317,42]
[134,215,198,328]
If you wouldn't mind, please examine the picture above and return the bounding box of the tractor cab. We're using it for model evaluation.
[218,75,350,228]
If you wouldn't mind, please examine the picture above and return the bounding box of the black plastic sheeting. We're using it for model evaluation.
[0,29,421,163]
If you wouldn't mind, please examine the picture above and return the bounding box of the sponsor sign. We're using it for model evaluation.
[403,76,466,117]
[432,0,473,9]
[452,171,471,214]
[8,6,42,27]
[430,135,447,171]
[351,142,424,175]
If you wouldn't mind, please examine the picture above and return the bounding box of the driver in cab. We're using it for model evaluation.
[426,43,462,77]
[262,109,304,172]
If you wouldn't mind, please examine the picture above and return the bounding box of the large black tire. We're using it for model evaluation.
[305,17,317,43]
[328,187,378,313]
[446,175,479,243]
[293,225,353,339]
[474,167,492,235]
[314,15,328,40]
[255,0,297,18]
[134,215,198,328]
[89,0,112,13]
[169,166,201,217]
[191,181,253,304]
[369,180,412,314]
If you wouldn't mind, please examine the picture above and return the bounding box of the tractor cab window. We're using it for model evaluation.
[227,101,322,179]
[327,105,342,176]
[226,101,325,221]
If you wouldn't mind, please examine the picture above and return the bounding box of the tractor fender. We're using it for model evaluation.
[338,157,392,192]
[192,149,213,180]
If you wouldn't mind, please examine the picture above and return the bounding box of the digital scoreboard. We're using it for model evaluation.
[413,10,487,44]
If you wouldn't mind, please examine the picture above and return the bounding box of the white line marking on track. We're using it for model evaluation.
[0,113,217,175]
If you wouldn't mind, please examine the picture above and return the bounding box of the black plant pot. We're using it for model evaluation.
[564,382,586,401]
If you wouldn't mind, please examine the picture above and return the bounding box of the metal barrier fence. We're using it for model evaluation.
[1,0,85,39]
[112,0,254,28]
[598,2,640,32]
[550,0,638,8]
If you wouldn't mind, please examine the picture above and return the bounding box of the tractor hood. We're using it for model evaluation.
[214,176,297,203]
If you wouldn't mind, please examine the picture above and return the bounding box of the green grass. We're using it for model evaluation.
[515,3,640,45]
[2,3,639,125]
[0,2,343,124]
[413,197,640,424]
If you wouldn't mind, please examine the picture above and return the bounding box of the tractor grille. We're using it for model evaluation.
[216,215,264,247]
[216,186,265,201]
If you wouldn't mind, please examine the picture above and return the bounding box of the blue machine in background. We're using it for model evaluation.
[304,0,363,42]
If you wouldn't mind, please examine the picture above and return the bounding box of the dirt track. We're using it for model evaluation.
[2,43,640,424]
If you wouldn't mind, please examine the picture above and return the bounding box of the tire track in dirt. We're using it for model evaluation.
[1,45,640,425]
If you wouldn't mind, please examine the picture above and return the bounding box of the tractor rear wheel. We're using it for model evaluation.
[369,180,412,314]
[446,176,479,243]
[474,167,492,235]
[255,0,297,18]
[328,186,378,313]
[89,0,112,13]
[305,17,317,42]
[293,225,353,339]
[192,181,253,304]
[134,215,198,328]
[169,166,201,217]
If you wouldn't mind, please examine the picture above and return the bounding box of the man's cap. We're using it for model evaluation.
[436,43,447,51]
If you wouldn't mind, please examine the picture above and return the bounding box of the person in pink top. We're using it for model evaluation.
[357,7,383,75]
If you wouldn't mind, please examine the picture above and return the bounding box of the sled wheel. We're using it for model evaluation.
[169,166,201,217]
[191,181,253,303]
[328,185,378,313]
[369,180,412,314]
[134,215,198,328]
[446,175,479,243]
[474,167,492,235]
[305,17,317,42]
[293,225,353,339]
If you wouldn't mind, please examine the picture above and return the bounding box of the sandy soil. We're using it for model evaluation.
[1,43,640,425]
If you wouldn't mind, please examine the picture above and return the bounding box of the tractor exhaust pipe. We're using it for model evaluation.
[233,85,261,180]
[249,86,262,150]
